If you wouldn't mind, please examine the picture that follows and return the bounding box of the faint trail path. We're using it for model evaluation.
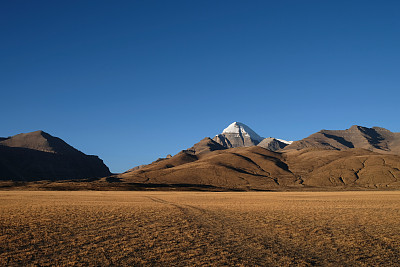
[146,196,325,266]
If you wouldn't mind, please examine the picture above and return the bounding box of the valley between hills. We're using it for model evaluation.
[1,122,400,191]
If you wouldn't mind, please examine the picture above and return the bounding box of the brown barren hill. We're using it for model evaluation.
[125,138,226,174]
[283,125,400,154]
[284,148,400,188]
[121,138,400,190]
[0,131,111,181]
[121,145,302,190]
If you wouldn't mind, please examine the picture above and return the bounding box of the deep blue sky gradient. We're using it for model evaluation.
[1,1,400,172]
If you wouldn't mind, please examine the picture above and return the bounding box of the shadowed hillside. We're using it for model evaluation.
[284,148,400,188]
[0,131,111,181]
[120,146,300,190]
[283,125,400,154]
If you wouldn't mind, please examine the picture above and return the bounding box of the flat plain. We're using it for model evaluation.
[1,191,400,266]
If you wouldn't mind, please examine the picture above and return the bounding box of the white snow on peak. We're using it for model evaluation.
[276,138,293,145]
[222,122,264,141]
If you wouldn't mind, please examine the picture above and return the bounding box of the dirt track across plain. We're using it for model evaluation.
[1,191,400,266]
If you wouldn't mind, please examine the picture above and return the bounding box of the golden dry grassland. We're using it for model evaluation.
[1,191,400,266]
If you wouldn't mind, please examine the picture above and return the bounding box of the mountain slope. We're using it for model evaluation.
[0,130,82,155]
[120,146,300,190]
[120,124,400,190]
[284,148,400,188]
[283,125,400,154]
[123,138,226,175]
[121,146,400,190]
[184,137,227,156]
[0,131,111,181]
[258,138,289,151]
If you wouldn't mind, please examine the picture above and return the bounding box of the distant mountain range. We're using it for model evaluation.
[121,122,400,190]
[2,123,400,190]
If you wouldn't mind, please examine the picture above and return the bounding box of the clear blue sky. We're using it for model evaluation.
[1,1,400,173]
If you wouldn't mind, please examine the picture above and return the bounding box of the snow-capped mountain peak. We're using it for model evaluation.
[222,122,264,142]
[276,138,293,145]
